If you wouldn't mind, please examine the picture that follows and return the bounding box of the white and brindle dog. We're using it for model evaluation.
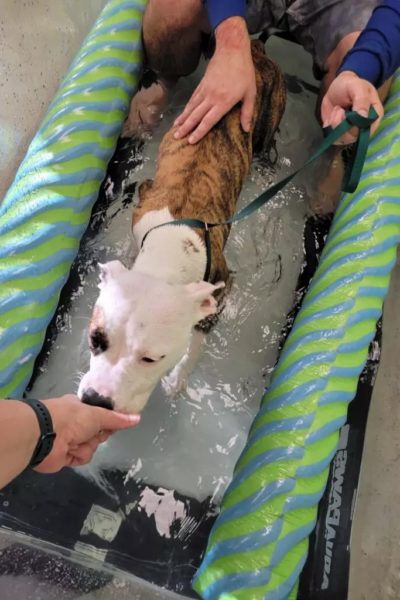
[78,41,286,413]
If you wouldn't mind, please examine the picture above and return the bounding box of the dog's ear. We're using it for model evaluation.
[138,179,154,205]
[185,281,225,321]
[98,260,128,288]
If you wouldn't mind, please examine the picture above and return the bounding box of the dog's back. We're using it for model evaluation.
[133,41,286,284]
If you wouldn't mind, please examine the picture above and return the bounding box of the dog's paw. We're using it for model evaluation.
[162,366,188,398]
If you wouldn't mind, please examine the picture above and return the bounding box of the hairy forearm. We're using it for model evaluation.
[0,400,39,488]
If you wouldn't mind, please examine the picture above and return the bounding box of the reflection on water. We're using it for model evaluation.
[28,42,322,505]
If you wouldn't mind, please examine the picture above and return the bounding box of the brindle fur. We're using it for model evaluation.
[133,41,286,331]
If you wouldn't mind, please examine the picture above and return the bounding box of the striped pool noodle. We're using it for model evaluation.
[193,72,400,599]
[0,0,146,398]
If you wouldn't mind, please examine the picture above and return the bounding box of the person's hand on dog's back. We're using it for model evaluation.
[174,17,256,144]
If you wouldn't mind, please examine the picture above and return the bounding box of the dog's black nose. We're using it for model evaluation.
[81,388,114,410]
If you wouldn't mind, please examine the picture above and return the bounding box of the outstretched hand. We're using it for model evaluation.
[35,395,140,472]
[321,71,384,144]
[174,17,256,144]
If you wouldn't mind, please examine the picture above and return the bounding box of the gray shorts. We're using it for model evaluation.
[245,0,380,76]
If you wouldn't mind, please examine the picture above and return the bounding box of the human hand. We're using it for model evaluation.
[321,71,384,144]
[35,395,140,472]
[174,17,256,144]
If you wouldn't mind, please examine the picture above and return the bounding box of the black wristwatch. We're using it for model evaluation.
[19,399,57,467]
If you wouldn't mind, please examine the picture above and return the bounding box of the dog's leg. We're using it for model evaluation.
[162,329,205,397]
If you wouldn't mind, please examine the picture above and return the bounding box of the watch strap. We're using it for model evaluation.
[19,399,57,467]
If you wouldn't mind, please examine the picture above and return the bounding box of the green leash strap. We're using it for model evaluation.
[229,108,377,224]
[140,108,378,280]
[342,111,375,193]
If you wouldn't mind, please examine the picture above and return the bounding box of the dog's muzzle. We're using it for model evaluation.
[81,388,114,410]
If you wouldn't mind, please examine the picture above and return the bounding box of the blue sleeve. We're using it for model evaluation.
[338,0,400,86]
[205,0,246,30]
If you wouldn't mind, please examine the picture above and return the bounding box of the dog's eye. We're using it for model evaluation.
[141,355,165,364]
[89,328,109,355]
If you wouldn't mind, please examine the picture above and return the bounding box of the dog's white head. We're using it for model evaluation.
[78,261,223,412]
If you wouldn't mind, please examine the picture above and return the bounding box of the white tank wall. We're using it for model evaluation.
[0,0,107,199]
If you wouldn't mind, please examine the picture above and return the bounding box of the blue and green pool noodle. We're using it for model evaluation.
[0,0,146,398]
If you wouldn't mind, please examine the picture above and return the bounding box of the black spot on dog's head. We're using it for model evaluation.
[89,328,109,356]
